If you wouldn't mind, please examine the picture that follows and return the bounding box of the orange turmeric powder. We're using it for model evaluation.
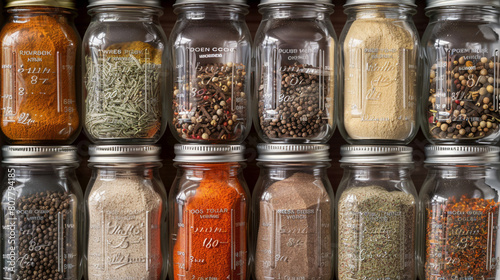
[0,6,80,144]
[173,163,248,280]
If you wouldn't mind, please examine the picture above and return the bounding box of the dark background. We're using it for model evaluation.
[65,0,431,195]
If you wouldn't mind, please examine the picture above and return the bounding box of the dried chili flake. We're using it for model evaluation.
[425,195,499,279]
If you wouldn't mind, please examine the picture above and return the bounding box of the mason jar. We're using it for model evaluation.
[169,145,250,280]
[254,0,337,143]
[420,1,500,144]
[0,146,82,280]
[82,0,168,144]
[252,144,334,280]
[0,0,81,144]
[419,146,500,280]
[339,0,419,144]
[169,0,251,144]
[84,145,167,280]
[337,146,417,280]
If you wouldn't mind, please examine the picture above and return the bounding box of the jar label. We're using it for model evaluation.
[255,206,332,280]
[337,187,415,280]
[88,209,162,279]
[186,46,237,59]
[173,207,247,280]
[338,210,414,279]
[343,46,417,139]
[1,43,79,140]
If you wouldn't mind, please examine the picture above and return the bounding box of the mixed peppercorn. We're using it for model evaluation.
[428,56,500,141]
[173,62,247,142]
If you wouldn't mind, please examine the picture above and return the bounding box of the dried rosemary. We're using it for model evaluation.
[84,46,162,141]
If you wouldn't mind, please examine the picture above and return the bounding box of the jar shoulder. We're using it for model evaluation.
[254,172,333,204]
[171,20,251,47]
[171,177,249,205]
[422,21,500,47]
[254,19,336,46]
[420,176,500,203]
[83,21,167,50]
[0,19,79,48]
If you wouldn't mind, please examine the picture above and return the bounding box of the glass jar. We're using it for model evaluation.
[82,0,168,144]
[419,146,500,280]
[0,146,82,280]
[169,0,251,144]
[0,0,81,144]
[420,1,500,144]
[254,0,337,143]
[84,145,167,280]
[169,145,250,280]
[252,144,334,280]
[336,146,417,280]
[338,0,419,144]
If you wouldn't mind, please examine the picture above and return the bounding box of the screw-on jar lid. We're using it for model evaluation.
[174,144,245,163]
[6,0,74,9]
[259,0,333,6]
[344,0,416,7]
[425,145,500,164]
[2,146,79,164]
[426,0,500,9]
[88,145,161,163]
[88,0,161,8]
[257,144,330,162]
[340,145,413,164]
[174,0,248,7]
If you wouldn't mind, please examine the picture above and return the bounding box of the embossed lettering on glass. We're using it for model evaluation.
[85,145,167,280]
[339,0,419,144]
[0,146,83,280]
[419,146,500,280]
[336,146,417,280]
[169,0,252,143]
[0,1,80,144]
[169,145,250,280]
[252,144,334,280]
[253,0,337,143]
[420,0,500,144]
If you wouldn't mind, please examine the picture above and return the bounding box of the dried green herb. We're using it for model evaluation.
[84,49,161,140]
[338,185,415,280]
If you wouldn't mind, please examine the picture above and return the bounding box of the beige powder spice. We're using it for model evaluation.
[87,176,163,280]
[255,173,332,280]
[343,16,417,140]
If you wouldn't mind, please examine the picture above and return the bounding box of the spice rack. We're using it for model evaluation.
[0,0,499,280]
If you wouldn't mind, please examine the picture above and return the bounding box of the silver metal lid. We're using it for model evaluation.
[174,144,245,163]
[344,0,416,7]
[425,145,500,164]
[88,145,161,163]
[174,0,248,7]
[340,145,413,164]
[257,144,330,162]
[88,0,162,8]
[6,0,74,9]
[259,0,333,6]
[426,0,500,9]
[2,146,78,164]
